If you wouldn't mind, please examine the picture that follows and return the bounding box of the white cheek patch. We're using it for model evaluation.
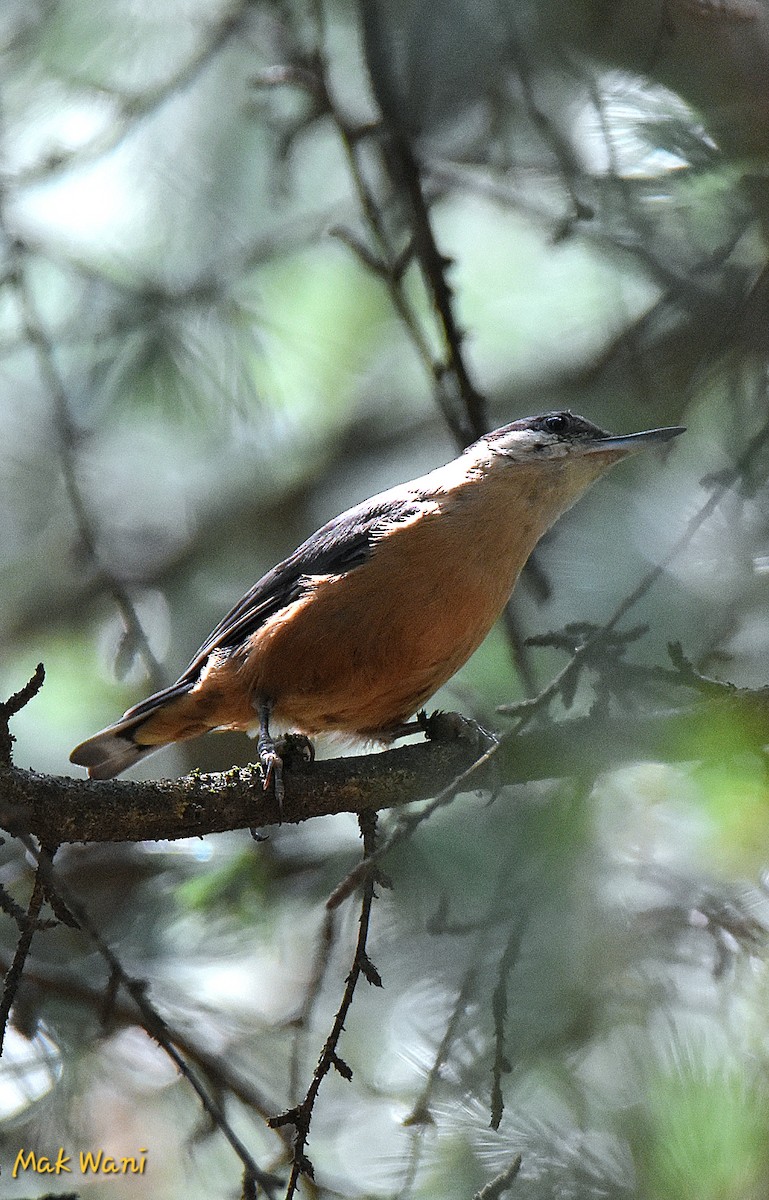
[542,440,571,459]
[488,430,568,462]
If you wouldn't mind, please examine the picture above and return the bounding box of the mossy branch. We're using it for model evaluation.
[2,684,768,846]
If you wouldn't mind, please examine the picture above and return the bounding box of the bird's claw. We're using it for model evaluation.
[256,730,315,823]
[257,734,285,817]
[277,731,315,766]
[418,709,499,753]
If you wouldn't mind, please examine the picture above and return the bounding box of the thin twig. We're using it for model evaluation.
[0,882,56,933]
[490,920,527,1131]
[383,134,488,442]
[270,811,382,1200]
[0,666,58,1056]
[263,3,481,447]
[0,663,45,767]
[473,1154,523,1200]
[326,736,504,910]
[0,862,47,1054]
[396,969,477,1199]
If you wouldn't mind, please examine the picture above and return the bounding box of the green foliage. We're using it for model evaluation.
[634,1054,769,1200]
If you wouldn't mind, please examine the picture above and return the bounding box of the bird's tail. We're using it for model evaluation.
[69,719,159,780]
[70,680,197,780]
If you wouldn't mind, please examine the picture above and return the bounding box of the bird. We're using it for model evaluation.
[70,411,684,795]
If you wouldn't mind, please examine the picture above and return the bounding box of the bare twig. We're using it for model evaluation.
[383,133,488,441]
[473,1155,523,1200]
[490,919,526,1131]
[0,862,47,1055]
[0,663,46,724]
[0,882,57,934]
[0,663,45,767]
[0,665,61,1055]
[355,0,487,437]
[270,811,382,1199]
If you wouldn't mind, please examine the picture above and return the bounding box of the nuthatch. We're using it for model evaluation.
[71,411,684,792]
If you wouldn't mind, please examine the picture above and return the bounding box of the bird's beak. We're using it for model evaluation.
[583,425,686,454]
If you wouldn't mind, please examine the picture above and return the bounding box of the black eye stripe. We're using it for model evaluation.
[482,411,610,451]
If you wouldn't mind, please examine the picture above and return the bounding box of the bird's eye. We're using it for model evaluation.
[544,413,570,434]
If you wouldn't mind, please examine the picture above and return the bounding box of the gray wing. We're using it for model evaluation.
[120,492,425,721]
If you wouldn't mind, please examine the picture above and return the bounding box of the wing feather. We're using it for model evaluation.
[119,491,426,723]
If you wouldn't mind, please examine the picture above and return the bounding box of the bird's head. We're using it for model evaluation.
[480,411,685,465]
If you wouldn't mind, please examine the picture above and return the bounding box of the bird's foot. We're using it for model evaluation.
[257,728,285,817]
[276,731,315,768]
[417,709,499,753]
[256,723,315,823]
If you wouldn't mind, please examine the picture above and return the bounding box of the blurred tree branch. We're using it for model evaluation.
[0,952,288,1137]
[15,2,253,187]
[3,241,165,691]
[9,832,284,1197]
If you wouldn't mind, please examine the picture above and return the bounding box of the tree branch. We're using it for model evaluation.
[2,692,769,846]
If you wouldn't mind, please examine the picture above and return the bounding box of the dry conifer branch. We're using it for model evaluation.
[382,132,488,442]
[0,882,57,934]
[310,53,466,442]
[490,919,527,1131]
[0,863,47,1056]
[0,662,45,767]
[269,811,381,1200]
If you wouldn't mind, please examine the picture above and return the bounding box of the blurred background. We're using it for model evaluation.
[2,0,769,1196]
